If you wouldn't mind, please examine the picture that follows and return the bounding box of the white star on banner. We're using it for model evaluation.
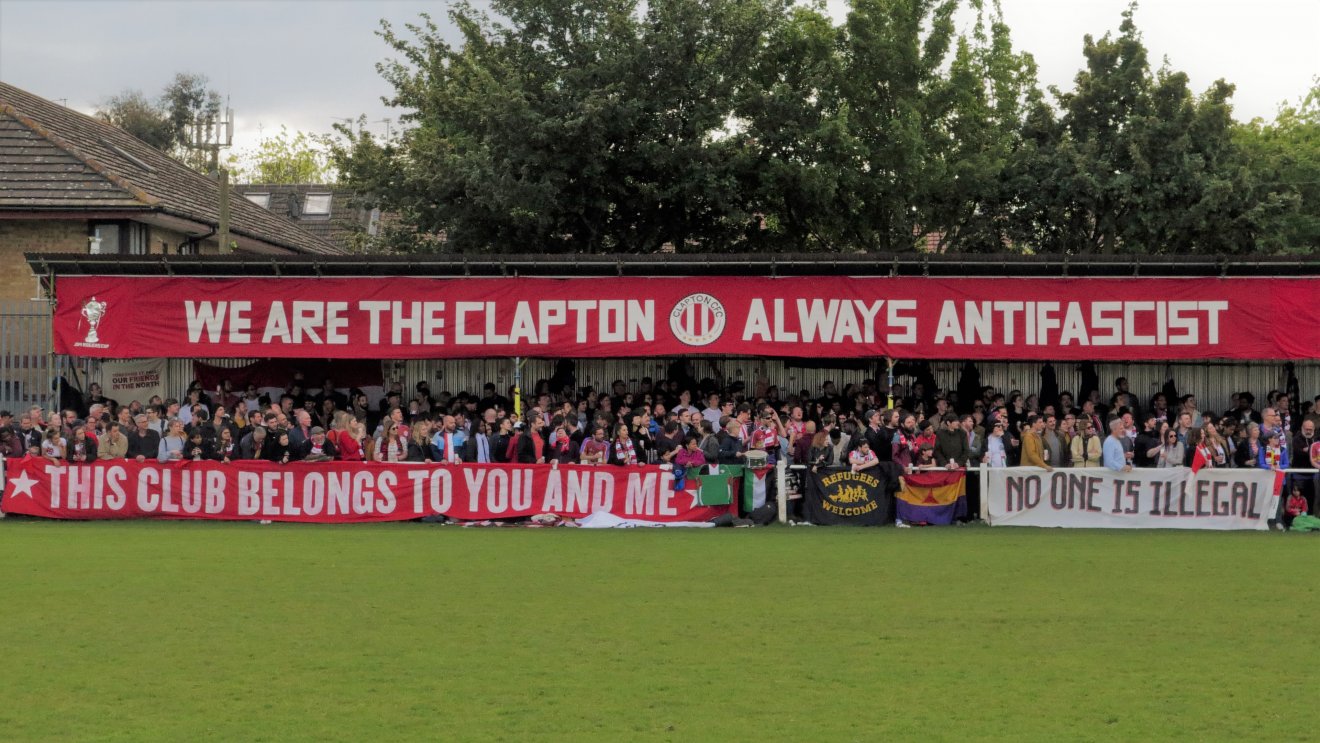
[6,470,37,500]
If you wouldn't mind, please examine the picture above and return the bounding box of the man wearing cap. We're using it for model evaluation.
[299,427,337,463]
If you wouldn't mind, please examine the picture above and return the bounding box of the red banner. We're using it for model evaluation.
[52,275,1320,360]
[1,458,734,523]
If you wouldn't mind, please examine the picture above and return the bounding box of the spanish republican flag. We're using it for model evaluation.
[896,470,967,525]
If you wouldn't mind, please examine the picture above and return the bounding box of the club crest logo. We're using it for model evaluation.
[669,293,726,347]
[76,296,110,348]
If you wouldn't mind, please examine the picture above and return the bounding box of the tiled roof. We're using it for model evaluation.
[0,81,340,255]
[233,184,367,251]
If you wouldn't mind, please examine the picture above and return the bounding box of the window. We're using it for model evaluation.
[125,223,148,254]
[89,221,148,254]
[244,192,271,208]
[303,193,332,216]
[88,223,119,255]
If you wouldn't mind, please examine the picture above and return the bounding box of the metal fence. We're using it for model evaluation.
[0,300,98,416]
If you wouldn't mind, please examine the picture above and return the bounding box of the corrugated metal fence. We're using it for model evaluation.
[61,355,1320,415]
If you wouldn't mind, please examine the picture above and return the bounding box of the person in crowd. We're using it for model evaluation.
[914,441,939,470]
[674,435,707,470]
[214,427,238,463]
[406,421,433,462]
[431,415,465,464]
[460,420,493,463]
[0,424,23,458]
[1235,423,1263,468]
[157,419,188,463]
[848,438,878,473]
[67,426,96,464]
[300,427,337,463]
[608,423,639,467]
[97,422,127,461]
[41,427,66,463]
[516,415,546,464]
[1284,484,1308,530]
[1020,414,1052,471]
[239,425,268,460]
[1070,417,1102,467]
[1103,419,1131,472]
[265,431,293,464]
[1133,414,1161,468]
[185,429,216,462]
[17,414,42,456]
[807,428,835,469]
[984,420,1008,467]
[488,417,513,464]
[1259,430,1289,471]
[1156,428,1185,468]
[934,412,970,469]
[375,425,405,463]
[337,420,367,462]
[716,418,745,464]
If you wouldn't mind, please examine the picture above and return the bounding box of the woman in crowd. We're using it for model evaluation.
[406,421,433,462]
[610,423,639,467]
[1070,417,1102,467]
[1234,423,1263,468]
[489,417,513,464]
[186,429,216,462]
[41,427,66,463]
[1156,428,1185,468]
[157,419,187,463]
[67,426,96,464]
[808,428,835,468]
[216,426,238,463]
[1199,421,1230,468]
[339,420,367,462]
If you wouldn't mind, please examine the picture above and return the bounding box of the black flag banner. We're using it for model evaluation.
[803,465,897,525]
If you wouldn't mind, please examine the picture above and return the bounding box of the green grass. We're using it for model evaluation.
[0,522,1314,742]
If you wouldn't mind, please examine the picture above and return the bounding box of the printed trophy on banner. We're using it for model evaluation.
[81,296,107,344]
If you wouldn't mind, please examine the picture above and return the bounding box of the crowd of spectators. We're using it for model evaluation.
[3,371,1319,525]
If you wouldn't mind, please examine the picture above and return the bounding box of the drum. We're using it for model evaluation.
[744,450,769,468]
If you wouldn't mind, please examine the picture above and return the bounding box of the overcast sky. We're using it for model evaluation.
[1,0,1316,153]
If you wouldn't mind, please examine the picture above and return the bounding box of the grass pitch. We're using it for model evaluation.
[0,521,1313,741]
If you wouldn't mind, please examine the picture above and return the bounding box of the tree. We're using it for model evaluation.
[227,127,336,184]
[94,89,176,151]
[1005,5,1278,254]
[1236,79,1320,253]
[95,73,223,172]
[334,0,786,253]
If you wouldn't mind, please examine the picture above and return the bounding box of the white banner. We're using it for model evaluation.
[985,467,1280,530]
[101,358,168,405]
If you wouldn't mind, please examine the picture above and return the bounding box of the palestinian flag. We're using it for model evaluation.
[743,464,774,512]
[695,465,740,507]
[895,470,967,525]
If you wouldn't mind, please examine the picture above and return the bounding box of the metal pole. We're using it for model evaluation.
[217,168,231,254]
[886,357,895,410]
[513,357,522,418]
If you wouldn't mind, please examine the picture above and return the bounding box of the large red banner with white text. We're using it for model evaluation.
[1,458,735,523]
[52,275,1320,360]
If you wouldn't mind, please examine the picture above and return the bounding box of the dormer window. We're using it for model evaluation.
[303,193,332,216]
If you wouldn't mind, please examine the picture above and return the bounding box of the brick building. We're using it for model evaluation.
[0,81,339,302]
